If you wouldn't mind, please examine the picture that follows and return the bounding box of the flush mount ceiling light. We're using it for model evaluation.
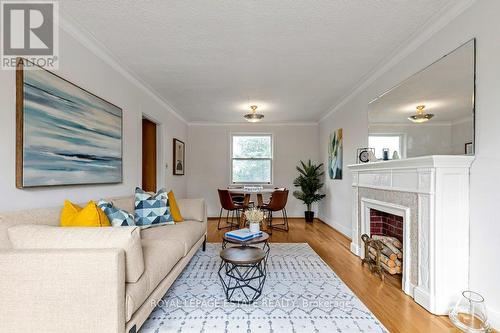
[244,105,264,122]
[408,105,434,123]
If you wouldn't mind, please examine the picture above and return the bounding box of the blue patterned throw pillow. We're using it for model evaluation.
[97,199,136,227]
[134,187,174,227]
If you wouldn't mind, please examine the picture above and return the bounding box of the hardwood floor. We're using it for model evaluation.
[207,217,461,333]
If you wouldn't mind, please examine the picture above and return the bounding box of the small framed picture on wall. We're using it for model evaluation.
[465,142,473,155]
[173,139,185,175]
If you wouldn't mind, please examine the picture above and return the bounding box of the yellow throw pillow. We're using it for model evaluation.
[60,200,81,225]
[168,191,183,222]
[60,200,111,227]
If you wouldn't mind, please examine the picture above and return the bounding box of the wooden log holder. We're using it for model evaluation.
[361,233,385,281]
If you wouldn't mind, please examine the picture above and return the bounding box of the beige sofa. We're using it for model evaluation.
[0,196,207,333]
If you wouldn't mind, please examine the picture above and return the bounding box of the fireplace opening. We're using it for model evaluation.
[369,209,403,286]
[370,209,403,242]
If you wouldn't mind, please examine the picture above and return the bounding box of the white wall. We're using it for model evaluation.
[319,0,500,326]
[0,25,188,212]
[186,124,319,217]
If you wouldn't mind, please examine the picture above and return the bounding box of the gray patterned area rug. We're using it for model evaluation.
[140,243,386,333]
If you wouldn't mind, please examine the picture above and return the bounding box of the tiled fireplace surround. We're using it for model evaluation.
[348,156,474,315]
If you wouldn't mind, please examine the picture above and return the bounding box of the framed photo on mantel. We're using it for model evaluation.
[173,138,185,175]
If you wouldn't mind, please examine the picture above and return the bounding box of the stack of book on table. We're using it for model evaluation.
[225,228,263,241]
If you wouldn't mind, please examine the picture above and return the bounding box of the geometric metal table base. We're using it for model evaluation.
[218,259,266,304]
[218,246,267,304]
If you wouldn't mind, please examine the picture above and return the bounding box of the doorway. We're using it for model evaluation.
[142,117,157,192]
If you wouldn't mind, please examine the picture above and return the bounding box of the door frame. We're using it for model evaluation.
[142,113,164,191]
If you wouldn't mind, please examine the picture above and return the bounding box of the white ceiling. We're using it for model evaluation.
[369,39,475,124]
[61,0,458,123]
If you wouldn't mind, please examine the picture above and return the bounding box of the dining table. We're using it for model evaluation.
[227,187,277,227]
[227,187,276,207]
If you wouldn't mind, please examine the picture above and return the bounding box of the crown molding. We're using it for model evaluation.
[188,121,319,127]
[319,0,477,123]
[58,13,187,124]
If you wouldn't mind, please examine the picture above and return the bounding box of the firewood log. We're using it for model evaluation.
[373,235,399,246]
[368,253,398,275]
[380,260,398,275]
[393,239,403,250]
[368,246,396,268]
[381,247,397,261]
[372,235,402,258]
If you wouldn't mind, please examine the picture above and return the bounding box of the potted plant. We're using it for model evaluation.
[293,160,326,223]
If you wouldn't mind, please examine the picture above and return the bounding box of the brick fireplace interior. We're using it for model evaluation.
[370,209,403,243]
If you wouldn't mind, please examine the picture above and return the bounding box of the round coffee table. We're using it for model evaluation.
[218,246,266,304]
[222,231,270,261]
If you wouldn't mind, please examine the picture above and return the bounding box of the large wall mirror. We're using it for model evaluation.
[368,39,475,160]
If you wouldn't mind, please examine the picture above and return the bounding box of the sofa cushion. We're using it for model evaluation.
[177,198,206,222]
[0,207,61,249]
[7,225,144,283]
[141,220,206,256]
[111,197,135,213]
[125,238,184,321]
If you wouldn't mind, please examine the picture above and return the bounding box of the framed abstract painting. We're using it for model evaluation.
[16,58,123,188]
[328,128,343,180]
[173,138,185,175]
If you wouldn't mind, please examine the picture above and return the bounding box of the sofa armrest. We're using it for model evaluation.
[178,198,207,222]
[8,225,144,283]
[0,248,126,333]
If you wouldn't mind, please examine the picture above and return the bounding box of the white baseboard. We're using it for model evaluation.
[413,287,432,313]
[405,283,416,298]
[350,242,360,256]
[317,217,352,238]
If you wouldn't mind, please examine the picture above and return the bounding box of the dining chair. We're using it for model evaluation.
[258,187,285,208]
[217,189,245,230]
[261,189,289,232]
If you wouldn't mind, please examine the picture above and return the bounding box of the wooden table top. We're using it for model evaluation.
[227,188,276,194]
[220,246,266,264]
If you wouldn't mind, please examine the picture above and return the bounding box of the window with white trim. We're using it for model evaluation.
[231,134,272,184]
[368,134,406,160]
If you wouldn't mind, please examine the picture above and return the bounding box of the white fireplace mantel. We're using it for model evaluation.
[348,155,474,315]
